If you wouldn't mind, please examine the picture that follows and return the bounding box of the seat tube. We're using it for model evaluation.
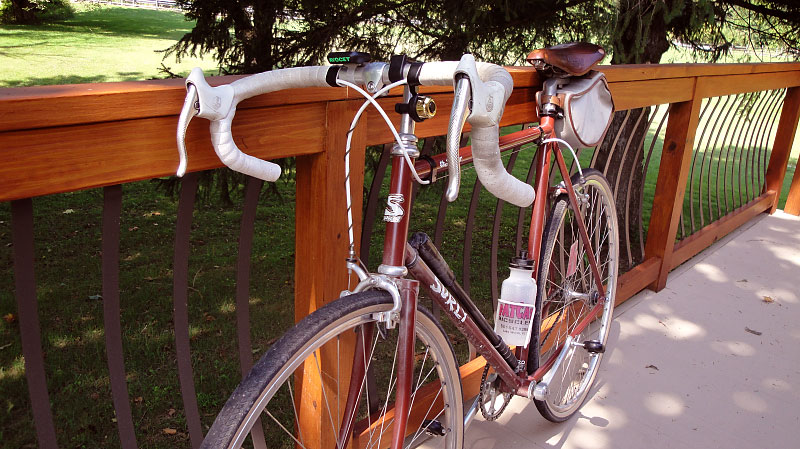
[520,143,552,369]
[528,143,552,272]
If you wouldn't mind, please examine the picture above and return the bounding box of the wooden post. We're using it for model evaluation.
[294,99,367,449]
[784,163,800,215]
[644,86,703,291]
[764,87,800,214]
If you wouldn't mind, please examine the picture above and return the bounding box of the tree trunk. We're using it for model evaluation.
[592,0,675,272]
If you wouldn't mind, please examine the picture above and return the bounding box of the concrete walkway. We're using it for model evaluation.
[463,211,800,449]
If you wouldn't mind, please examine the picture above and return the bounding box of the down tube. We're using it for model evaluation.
[404,245,521,390]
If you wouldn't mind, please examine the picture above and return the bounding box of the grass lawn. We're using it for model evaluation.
[1,4,800,448]
[0,3,218,87]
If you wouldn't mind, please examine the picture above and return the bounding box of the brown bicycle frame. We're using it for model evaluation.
[340,114,609,448]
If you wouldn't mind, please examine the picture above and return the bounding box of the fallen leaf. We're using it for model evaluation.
[745,327,762,336]
[762,296,774,303]
[3,313,16,324]
[204,313,215,322]
[63,209,75,214]
[645,364,659,370]
[134,396,143,403]
[167,408,176,417]
[163,428,177,435]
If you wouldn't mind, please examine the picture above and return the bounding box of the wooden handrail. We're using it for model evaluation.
[2,63,800,203]
[3,63,799,130]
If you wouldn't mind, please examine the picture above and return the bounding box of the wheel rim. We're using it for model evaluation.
[229,303,461,449]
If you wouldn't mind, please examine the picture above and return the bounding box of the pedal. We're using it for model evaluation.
[582,340,605,354]
[421,419,446,436]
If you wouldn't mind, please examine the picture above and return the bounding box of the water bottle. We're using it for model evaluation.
[494,251,536,347]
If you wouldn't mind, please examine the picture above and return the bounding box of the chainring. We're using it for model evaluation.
[478,364,513,421]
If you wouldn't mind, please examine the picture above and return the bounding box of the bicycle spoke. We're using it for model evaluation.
[313,351,342,447]
[287,378,305,447]
[266,409,308,449]
[373,338,400,449]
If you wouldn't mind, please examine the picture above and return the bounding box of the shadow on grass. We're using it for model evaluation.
[0,6,194,40]
[0,72,157,87]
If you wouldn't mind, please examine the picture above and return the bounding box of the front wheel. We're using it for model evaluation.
[201,290,463,449]
[528,168,619,422]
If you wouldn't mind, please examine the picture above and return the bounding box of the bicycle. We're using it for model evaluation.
[176,42,618,449]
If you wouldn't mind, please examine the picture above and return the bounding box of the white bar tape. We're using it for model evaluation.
[471,125,535,208]
[195,66,332,182]
[230,66,332,101]
[420,59,530,206]
[210,113,282,182]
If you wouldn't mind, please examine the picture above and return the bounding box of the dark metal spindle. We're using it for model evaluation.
[234,176,267,448]
[515,149,539,254]
[613,108,647,262]
[101,185,138,449]
[462,177,483,295]
[360,144,392,266]
[721,93,750,214]
[624,106,659,265]
[758,89,787,193]
[613,108,647,199]
[694,96,722,228]
[599,110,632,177]
[490,151,519,308]
[11,198,59,449]
[754,90,781,194]
[172,172,204,448]
[687,97,714,234]
[703,95,733,223]
[731,92,756,209]
[743,91,774,203]
[713,94,740,218]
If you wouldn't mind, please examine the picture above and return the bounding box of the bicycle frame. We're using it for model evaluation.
[341,87,609,448]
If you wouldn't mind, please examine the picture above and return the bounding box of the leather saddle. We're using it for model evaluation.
[526,42,606,77]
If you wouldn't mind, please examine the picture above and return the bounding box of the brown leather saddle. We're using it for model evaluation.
[526,42,606,77]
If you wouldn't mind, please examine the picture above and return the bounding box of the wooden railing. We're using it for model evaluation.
[1,62,799,448]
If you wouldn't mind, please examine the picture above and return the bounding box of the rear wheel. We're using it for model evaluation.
[200,290,463,449]
[528,168,618,422]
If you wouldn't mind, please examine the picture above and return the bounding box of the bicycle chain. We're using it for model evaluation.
[478,364,512,421]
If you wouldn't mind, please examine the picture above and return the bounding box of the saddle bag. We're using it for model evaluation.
[537,71,614,149]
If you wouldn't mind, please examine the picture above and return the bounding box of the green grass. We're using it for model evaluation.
[0,180,298,448]
[0,3,218,87]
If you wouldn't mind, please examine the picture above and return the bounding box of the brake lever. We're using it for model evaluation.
[445,76,471,202]
[176,83,199,177]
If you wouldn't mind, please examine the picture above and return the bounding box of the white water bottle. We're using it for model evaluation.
[494,251,536,347]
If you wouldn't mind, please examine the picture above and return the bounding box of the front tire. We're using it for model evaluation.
[201,290,463,449]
